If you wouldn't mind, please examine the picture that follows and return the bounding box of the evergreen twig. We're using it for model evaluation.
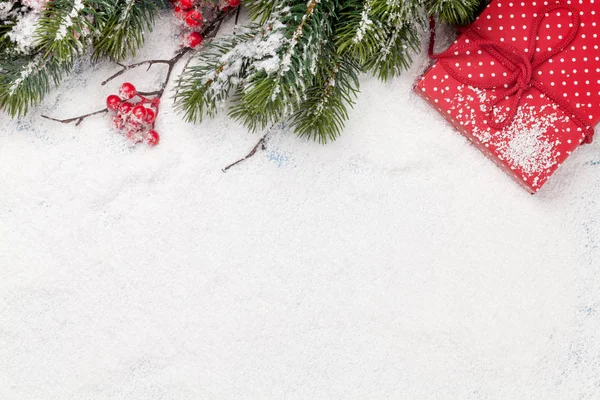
[41,7,235,126]
[0,0,166,117]
[175,0,485,141]
[4,0,486,140]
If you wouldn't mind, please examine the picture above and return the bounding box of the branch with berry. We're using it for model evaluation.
[41,0,240,147]
[4,0,485,150]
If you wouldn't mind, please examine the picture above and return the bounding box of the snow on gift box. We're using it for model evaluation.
[415,0,600,193]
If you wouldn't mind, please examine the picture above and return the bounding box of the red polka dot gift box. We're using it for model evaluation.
[415,0,600,193]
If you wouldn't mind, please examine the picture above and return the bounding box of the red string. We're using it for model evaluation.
[428,2,595,144]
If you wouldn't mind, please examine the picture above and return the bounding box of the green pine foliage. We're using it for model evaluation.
[230,0,339,132]
[290,50,360,142]
[0,0,165,117]
[0,54,71,116]
[426,0,483,26]
[0,21,15,53]
[175,0,485,143]
[1,0,484,141]
[242,0,279,23]
[336,0,424,80]
[92,0,164,61]
[175,27,259,123]
[36,0,92,60]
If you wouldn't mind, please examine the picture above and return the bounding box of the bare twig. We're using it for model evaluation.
[222,132,271,172]
[204,9,229,39]
[101,47,190,87]
[137,90,162,97]
[42,108,108,126]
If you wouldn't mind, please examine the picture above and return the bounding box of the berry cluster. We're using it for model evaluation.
[106,83,160,146]
[173,0,240,48]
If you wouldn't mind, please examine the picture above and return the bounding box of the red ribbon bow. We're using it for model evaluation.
[429,1,595,144]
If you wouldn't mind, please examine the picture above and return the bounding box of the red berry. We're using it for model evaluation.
[119,82,136,100]
[118,102,133,114]
[185,10,203,28]
[128,119,144,133]
[113,115,125,129]
[125,129,143,143]
[186,32,203,48]
[226,0,240,6]
[174,6,186,19]
[106,94,121,110]
[143,108,156,124]
[132,105,147,120]
[144,130,160,146]
[178,0,193,9]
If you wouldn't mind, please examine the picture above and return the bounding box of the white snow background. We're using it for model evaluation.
[2,13,600,400]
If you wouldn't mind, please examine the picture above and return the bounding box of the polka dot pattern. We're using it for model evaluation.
[415,0,600,193]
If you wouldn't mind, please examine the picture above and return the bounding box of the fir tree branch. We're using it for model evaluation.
[0,54,72,117]
[92,0,164,61]
[336,0,423,81]
[6,0,488,141]
[1,0,167,117]
[42,5,234,126]
[35,0,92,61]
[174,25,260,123]
[230,0,339,131]
[290,53,360,143]
[426,0,482,25]
[180,0,472,142]
[242,0,279,24]
[0,20,16,53]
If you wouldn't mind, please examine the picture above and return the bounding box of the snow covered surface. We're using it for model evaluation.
[2,15,600,399]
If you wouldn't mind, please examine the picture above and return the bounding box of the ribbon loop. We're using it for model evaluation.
[428,1,595,143]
